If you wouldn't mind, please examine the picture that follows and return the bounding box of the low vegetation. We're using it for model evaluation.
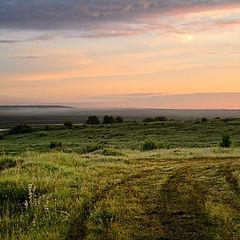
[49,141,63,149]
[220,132,232,148]
[64,121,74,129]
[7,124,33,135]
[1,118,240,239]
[86,116,101,125]
[143,116,168,123]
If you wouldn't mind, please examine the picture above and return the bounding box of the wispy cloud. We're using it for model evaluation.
[0,34,55,44]
[13,56,41,60]
[0,39,23,43]
[0,0,239,40]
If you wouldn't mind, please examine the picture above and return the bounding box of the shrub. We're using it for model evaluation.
[79,143,103,154]
[224,118,232,123]
[143,117,156,123]
[64,120,73,128]
[115,116,124,123]
[8,124,34,135]
[0,134,3,140]
[37,132,48,137]
[143,116,167,123]
[201,117,208,122]
[86,116,100,125]
[141,139,158,151]
[220,133,232,148]
[155,116,167,121]
[102,115,116,124]
[0,158,17,170]
[101,148,123,156]
[49,141,63,149]
[194,119,201,124]
[45,125,51,130]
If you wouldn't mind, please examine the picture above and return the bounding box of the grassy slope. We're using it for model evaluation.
[1,118,240,153]
[0,121,240,239]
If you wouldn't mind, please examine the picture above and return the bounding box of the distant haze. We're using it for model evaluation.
[2,106,240,127]
[2,92,240,109]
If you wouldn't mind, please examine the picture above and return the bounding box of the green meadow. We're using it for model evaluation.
[1,118,240,239]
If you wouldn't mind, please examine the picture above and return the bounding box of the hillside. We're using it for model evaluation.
[0,120,240,239]
[2,106,240,127]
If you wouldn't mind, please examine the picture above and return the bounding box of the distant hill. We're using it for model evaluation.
[1,106,240,127]
[0,105,75,118]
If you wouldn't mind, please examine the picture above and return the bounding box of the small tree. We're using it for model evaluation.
[220,133,232,148]
[86,116,100,125]
[116,116,124,123]
[102,115,116,124]
[64,120,73,128]
[201,117,208,122]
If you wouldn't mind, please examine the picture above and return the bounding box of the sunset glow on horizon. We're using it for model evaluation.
[1,0,240,108]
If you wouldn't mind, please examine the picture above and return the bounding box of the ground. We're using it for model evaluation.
[0,121,240,239]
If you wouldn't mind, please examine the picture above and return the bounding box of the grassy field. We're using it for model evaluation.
[0,119,240,239]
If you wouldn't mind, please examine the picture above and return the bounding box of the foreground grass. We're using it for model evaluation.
[0,147,240,239]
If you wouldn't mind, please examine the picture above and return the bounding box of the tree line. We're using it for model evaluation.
[86,115,124,125]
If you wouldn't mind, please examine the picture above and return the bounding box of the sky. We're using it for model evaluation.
[1,0,240,108]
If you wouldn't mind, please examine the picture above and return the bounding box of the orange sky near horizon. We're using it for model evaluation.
[1,3,240,107]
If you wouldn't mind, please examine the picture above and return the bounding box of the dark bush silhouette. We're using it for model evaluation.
[64,121,73,128]
[201,117,208,122]
[220,133,232,148]
[115,116,124,123]
[0,158,17,170]
[49,141,63,149]
[45,125,51,130]
[102,115,116,124]
[143,116,168,123]
[143,117,156,123]
[86,116,100,125]
[224,118,232,123]
[155,116,167,121]
[8,124,34,135]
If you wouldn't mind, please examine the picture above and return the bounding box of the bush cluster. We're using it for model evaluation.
[0,158,17,170]
[86,115,124,125]
[86,116,101,125]
[64,121,74,128]
[49,141,63,149]
[78,143,103,154]
[220,133,232,148]
[143,116,167,123]
[8,124,34,135]
[102,115,116,124]
[141,139,169,151]
[141,139,159,151]
[201,117,208,122]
